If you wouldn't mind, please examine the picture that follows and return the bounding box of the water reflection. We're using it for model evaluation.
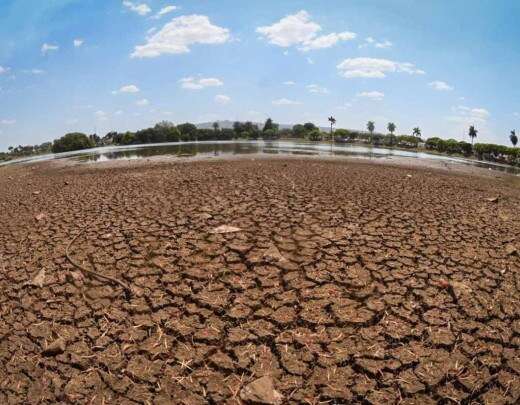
[72,141,520,174]
[3,140,520,175]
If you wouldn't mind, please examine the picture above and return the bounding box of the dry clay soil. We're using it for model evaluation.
[1,158,520,404]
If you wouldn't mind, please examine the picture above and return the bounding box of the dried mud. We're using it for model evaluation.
[0,158,519,404]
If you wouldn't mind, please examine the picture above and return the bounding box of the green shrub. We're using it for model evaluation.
[52,132,94,153]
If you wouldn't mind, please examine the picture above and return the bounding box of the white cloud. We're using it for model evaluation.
[360,37,393,49]
[306,57,315,65]
[131,15,230,58]
[23,69,45,74]
[375,40,393,49]
[448,105,490,124]
[307,84,329,94]
[113,84,140,94]
[136,98,150,106]
[66,118,79,125]
[256,10,356,51]
[337,57,425,79]
[73,39,84,47]
[429,80,453,91]
[122,1,151,16]
[115,110,124,115]
[0,66,9,74]
[272,98,302,106]
[283,81,296,85]
[179,77,223,90]
[41,43,59,55]
[301,31,356,51]
[152,5,177,19]
[337,102,352,110]
[357,91,385,101]
[1,119,16,125]
[514,112,520,118]
[215,94,231,105]
[95,110,108,121]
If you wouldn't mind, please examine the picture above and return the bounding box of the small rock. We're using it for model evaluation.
[42,338,66,356]
[485,196,499,203]
[33,190,41,195]
[263,245,286,263]
[211,225,242,234]
[406,174,412,178]
[240,376,283,405]
[26,268,46,288]
[35,213,46,221]
[505,244,518,256]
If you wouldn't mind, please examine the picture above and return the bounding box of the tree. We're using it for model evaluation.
[510,130,518,147]
[468,125,478,145]
[52,132,94,153]
[328,116,336,138]
[367,121,375,143]
[263,118,279,132]
[413,127,421,138]
[292,124,306,138]
[177,123,198,141]
[212,122,220,132]
[387,122,396,135]
[308,129,321,141]
[304,122,317,132]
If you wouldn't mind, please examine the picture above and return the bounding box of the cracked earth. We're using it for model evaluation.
[0,158,519,404]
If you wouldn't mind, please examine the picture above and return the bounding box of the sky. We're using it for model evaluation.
[1,0,520,150]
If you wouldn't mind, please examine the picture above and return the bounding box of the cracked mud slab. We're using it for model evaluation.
[0,158,519,404]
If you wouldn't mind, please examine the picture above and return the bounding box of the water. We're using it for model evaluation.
[2,140,520,175]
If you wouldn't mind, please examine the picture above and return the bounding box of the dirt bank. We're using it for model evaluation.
[0,158,519,404]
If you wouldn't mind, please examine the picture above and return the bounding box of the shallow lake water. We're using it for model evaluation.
[2,140,520,175]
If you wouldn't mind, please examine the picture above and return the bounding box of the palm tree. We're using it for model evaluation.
[468,125,478,145]
[367,121,375,143]
[328,116,336,143]
[510,130,518,147]
[212,122,220,132]
[413,127,421,138]
[387,122,396,135]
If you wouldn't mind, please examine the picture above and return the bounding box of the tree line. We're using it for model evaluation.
[1,118,519,167]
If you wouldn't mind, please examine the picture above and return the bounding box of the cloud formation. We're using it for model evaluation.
[337,57,425,79]
[272,98,302,106]
[131,15,230,58]
[215,94,231,105]
[153,5,177,19]
[429,80,453,91]
[73,39,84,47]
[357,91,385,101]
[113,84,140,94]
[179,77,223,90]
[41,43,59,55]
[448,105,490,124]
[257,10,356,51]
[122,1,151,16]
[307,84,329,94]
[359,37,393,49]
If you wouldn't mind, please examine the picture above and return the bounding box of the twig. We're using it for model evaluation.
[66,227,132,294]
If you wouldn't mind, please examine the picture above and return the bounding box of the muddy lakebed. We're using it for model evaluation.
[0,152,519,404]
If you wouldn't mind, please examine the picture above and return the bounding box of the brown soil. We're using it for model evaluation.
[0,158,519,404]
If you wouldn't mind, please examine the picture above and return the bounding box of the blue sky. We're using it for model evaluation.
[1,0,520,150]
